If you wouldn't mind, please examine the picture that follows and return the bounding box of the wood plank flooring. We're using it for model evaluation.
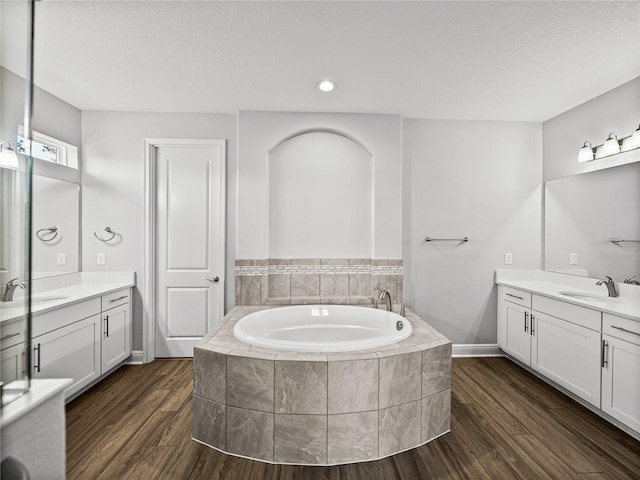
[66,358,640,479]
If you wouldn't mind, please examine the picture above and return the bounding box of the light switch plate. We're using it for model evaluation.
[504,252,513,265]
[97,252,106,265]
[57,253,66,265]
[569,252,578,265]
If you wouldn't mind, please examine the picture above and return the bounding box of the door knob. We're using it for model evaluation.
[207,276,220,283]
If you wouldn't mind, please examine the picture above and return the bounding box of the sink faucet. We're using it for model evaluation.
[378,290,392,311]
[624,276,640,286]
[596,276,618,297]
[2,278,26,302]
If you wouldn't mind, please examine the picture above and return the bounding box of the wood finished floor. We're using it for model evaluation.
[66,358,640,480]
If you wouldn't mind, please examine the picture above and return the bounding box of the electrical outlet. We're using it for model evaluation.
[569,252,578,265]
[57,253,66,265]
[504,252,513,265]
[97,252,106,265]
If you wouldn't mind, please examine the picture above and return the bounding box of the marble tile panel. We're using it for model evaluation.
[275,353,328,362]
[227,356,274,412]
[396,276,404,303]
[275,361,327,414]
[269,258,291,265]
[215,321,236,337]
[321,296,350,305]
[265,297,291,306]
[261,274,269,304]
[421,389,451,443]
[241,275,264,306]
[274,414,327,464]
[327,411,378,464]
[208,336,250,351]
[320,258,346,265]
[269,274,290,298]
[291,258,321,265]
[370,275,379,299]
[371,259,388,266]
[230,349,276,361]
[379,351,422,408]
[197,342,232,355]
[320,274,349,298]
[326,352,378,362]
[192,395,226,450]
[348,274,371,297]
[389,259,403,266]
[349,258,371,265]
[422,343,452,398]
[291,274,320,297]
[378,400,421,458]
[328,359,378,414]
[235,259,251,266]
[290,296,320,305]
[227,406,274,462]
[350,296,375,306]
[398,331,438,347]
[193,347,226,404]
[234,276,242,306]
[376,346,420,358]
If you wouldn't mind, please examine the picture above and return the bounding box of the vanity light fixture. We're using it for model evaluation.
[602,132,621,156]
[578,141,595,163]
[0,141,19,170]
[316,80,336,92]
[578,125,640,162]
[631,124,640,148]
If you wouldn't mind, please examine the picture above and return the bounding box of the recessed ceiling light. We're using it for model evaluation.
[316,80,336,92]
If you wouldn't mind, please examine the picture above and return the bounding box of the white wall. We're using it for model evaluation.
[81,111,237,351]
[238,111,402,259]
[269,131,373,258]
[543,77,640,181]
[402,119,542,344]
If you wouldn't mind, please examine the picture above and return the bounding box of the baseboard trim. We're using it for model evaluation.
[124,350,145,365]
[452,344,503,357]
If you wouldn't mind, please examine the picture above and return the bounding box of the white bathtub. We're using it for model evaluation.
[233,305,412,352]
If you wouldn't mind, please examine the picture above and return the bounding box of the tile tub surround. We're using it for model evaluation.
[192,305,451,466]
[235,258,404,306]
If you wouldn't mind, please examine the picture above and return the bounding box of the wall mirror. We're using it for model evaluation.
[544,161,640,283]
[32,175,80,279]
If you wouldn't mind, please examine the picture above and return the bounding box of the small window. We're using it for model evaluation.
[16,128,78,169]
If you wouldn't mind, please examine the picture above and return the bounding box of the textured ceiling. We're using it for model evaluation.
[3,1,640,121]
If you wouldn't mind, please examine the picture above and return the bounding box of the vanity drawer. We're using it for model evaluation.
[532,295,601,331]
[604,314,640,346]
[1,319,26,350]
[501,286,532,308]
[101,289,130,310]
[33,298,101,338]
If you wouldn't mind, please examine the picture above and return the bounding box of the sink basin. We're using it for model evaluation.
[1,295,68,309]
[559,291,621,303]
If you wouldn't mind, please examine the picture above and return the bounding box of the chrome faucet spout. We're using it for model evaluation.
[624,275,640,286]
[2,278,26,302]
[378,290,392,311]
[596,276,618,297]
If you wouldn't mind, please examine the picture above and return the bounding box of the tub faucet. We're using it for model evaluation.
[624,275,640,286]
[378,290,392,311]
[2,278,26,302]
[596,276,618,297]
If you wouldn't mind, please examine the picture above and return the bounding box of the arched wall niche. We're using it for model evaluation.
[268,130,374,258]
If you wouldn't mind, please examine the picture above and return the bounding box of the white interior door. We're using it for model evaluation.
[155,142,225,357]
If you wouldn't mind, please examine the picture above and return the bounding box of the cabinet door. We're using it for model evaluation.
[602,335,640,432]
[33,315,101,398]
[531,311,601,407]
[502,301,531,364]
[101,303,131,373]
[1,342,26,385]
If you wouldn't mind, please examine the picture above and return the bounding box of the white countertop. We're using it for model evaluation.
[1,378,72,428]
[0,272,135,323]
[495,270,640,321]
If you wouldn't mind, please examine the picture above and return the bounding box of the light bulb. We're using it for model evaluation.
[316,80,336,92]
[578,141,595,163]
[602,133,620,156]
[0,142,19,170]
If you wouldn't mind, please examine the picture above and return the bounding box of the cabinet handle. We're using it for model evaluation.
[34,343,41,373]
[109,295,128,303]
[531,314,535,335]
[0,332,21,341]
[601,339,609,368]
[611,325,640,337]
[524,312,528,332]
[104,315,109,338]
[506,293,524,300]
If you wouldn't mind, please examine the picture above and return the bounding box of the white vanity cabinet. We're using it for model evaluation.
[601,313,640,432]
[100,289,131,373]
[1,319,27,385]
[499,287,533,364]
[530,296,601,407]
[498,287,602,407]
[32,288,132,400]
